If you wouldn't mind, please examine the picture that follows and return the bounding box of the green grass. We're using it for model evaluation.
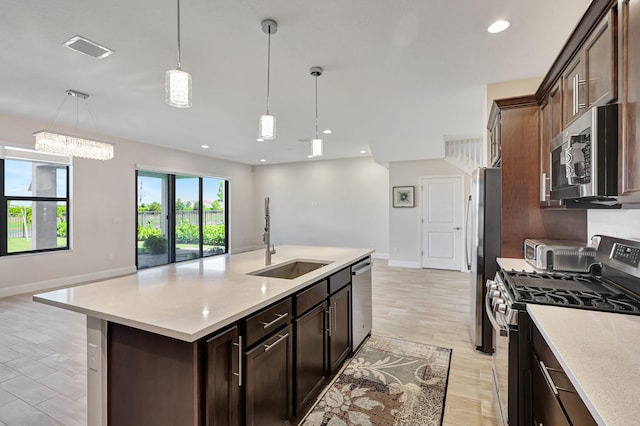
[7,237,67,253]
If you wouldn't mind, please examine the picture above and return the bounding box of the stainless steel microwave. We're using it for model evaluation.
[550,103,618,201]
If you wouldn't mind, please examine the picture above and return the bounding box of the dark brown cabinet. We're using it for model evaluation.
[205,326,242,426]
[328,284,351,373]
[294,302,328,417]
[488,109,501,167]
[245,323,294,426]
[619,0,640,200]
[531,324,597,426]
[539,82,563,207]
[562,8,617,127]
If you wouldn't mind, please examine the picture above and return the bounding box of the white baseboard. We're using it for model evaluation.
[371,252,389,260]
[387,260,421,269]
[0,266,137,298]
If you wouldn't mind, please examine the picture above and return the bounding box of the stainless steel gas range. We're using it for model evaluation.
[486,235,640,425]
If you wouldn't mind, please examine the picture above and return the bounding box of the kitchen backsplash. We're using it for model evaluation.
[587,209,640,240]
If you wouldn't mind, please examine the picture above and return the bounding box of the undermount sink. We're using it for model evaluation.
[249,259,331,280]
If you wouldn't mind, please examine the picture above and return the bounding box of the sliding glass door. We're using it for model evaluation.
[136,171,170,268]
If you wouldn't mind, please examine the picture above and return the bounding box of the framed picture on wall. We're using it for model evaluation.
[392,186,415,208]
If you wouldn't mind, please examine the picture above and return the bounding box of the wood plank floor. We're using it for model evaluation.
[0,259,497,425]
[372,259,498,425]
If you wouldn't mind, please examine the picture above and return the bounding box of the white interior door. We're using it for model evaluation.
[421,175,464,270]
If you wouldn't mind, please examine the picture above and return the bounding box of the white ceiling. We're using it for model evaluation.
[0,0,591,165]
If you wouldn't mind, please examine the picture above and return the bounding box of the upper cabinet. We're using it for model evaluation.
[540,82,563,207]
[562,8,617,127]
[620,0,640,199]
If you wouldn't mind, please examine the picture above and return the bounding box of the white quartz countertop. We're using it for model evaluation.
[34,245,373,342]
[528,304,640,426]
[497,257,543,273]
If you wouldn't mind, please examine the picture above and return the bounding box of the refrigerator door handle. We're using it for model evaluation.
[464,195,472,269]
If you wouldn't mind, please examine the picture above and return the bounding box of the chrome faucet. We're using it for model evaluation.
[263,197,276,265]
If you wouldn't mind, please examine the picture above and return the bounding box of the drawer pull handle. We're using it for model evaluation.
[263,333,289,352]
[260,312,288,329]
[332,302,337,331]
[326,308,332,337]
[232,335,242,387]
[539,360,559,396]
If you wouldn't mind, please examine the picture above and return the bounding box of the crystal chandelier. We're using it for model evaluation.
[34,90,114,160]
[166,0,192,108]
[258,19,278,141]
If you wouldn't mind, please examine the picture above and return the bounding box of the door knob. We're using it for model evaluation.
[453,227,462,230]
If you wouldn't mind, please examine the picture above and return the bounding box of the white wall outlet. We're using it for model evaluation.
[88,343,98,372]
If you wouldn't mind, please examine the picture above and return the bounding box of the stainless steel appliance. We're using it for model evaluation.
[468,167,501,354]
[550,103,618,202]
[524,238,597,272]
[486,235,640,425]
[351,257,372,351]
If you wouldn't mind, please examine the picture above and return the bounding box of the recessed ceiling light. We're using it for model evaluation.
[257,138,264,142]
[359,150,367,154]
[322,129,332,134]
[63,35,114,58]
[260,159,266,162]
[201,144,209,149]
[488,20,510,33]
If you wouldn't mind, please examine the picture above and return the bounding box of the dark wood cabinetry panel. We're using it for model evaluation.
[294,302,328,418]
[328,284,351,373]
[540,100,552,206]
[531,351,571,426]
[620,0,640,198]
[584,8,618,108]
[550,82,563,137]
[329,267,351,294]
[245,297,292,347]
[498,97,587,258]
[245,323,294,426]
[108,323,201,426]
[295,279,327,316]
[206,326,241,426]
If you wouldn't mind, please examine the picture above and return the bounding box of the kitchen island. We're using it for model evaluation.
[34,245,373,425]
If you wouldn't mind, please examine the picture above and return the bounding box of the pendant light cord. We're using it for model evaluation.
[176,0,182,70]
[266,27,272,114]
[314,75,319,138]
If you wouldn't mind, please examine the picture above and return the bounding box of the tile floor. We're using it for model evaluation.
[0,259,497,425]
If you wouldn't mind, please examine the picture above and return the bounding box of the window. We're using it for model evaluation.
[1,147,71,256]
[136,170,228,269]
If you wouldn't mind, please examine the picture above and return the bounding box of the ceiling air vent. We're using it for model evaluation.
[62,35,114,59]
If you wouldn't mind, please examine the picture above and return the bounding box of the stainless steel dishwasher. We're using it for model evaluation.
[351,257,373,350]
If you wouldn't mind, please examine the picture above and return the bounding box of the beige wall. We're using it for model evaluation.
[0,114,256,296]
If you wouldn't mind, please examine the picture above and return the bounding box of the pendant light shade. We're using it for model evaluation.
[310,66,324,157]
[259,114,276,140]
[311,138,323,157]
[166,0,192,108]
[258,19,278,141]
[166,69,192,108]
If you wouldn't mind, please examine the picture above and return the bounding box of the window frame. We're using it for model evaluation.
[135,168,228,270]
[1,147,71,256]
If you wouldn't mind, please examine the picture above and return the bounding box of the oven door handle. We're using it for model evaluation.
[485,289,508,337]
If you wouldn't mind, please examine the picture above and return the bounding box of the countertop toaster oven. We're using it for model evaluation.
[524,239,598,272]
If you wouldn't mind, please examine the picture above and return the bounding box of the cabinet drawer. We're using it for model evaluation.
[329,267,351,294]
[533,326,597,425]
[295,280,327,316]
[245,298,292,347]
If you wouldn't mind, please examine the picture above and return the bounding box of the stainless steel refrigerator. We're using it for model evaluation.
[467,167,501,354]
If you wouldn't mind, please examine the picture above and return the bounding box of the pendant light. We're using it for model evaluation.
[166,0,192,108]
[34,89,114,160]
[258,19,277,141]
[310,66,323,157]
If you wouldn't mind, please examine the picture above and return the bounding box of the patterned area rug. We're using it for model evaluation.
[301,335,452,426]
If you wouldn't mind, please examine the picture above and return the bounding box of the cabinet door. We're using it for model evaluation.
[550,81,563,138]
[245,324,293,426]
[329,284,351,373]
[562,54,586,127]
[620,0,640,197]
[206,326,242,426]
[584,9,617,108]
[489,114,501,166]
[294,302,328,417]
